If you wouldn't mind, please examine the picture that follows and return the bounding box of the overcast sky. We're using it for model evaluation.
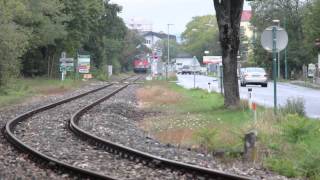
[110,0,251,36]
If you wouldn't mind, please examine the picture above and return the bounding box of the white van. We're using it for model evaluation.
[174,57,201,74]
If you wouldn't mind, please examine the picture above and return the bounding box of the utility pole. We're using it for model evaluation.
[166,24,173,80]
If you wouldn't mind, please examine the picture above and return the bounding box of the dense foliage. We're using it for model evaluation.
[181,15,221,62]
[250,0,320,78]
[0,0,144,87]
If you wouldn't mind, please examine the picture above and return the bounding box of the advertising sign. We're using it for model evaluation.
[203,56,222,64]
[78,55,91,74]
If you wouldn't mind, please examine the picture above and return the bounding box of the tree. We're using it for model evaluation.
[250,0,311,77]
[181,15,221,62]
[213,0,244,109]
[156,39,182,62]
[0,0,30,86]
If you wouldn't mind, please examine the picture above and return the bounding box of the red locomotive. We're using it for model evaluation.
[133,59,149,73]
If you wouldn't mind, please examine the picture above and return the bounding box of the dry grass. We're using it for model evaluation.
[154,128,195,146]
[136,85,182,106]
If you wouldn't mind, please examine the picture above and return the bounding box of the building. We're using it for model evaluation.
[239,10,254,62]
[241,10,253,39]
[140,31,176,49]
[125,17,153,32]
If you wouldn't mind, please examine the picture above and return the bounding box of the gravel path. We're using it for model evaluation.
[12,82,185,179]
[0,82,108,179]
[78,85,299,180]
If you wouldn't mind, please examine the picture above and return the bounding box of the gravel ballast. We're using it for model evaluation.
[78,84,299,180]
[0,82,109,179]
[11,82,185,179]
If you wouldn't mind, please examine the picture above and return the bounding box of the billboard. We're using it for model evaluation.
[78,55,91,74]
[203,56,222,64]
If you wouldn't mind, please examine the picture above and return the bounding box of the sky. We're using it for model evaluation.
[110,0,252,36]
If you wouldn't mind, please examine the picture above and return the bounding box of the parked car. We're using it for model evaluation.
[240,67,268,87]
[181,65,191,74]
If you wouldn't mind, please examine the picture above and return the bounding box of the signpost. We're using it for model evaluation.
[59,52,74,81]
[261,25,288,113]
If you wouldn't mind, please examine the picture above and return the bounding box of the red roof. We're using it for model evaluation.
[241,10,252,22]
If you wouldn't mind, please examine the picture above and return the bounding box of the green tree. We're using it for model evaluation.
[181,15,221,62]
[156,39,182,62]
[19,0,69,77]
[303,0,320,62]
[119,30,146,71]
[0,0,30,86]
[250,0,311,77]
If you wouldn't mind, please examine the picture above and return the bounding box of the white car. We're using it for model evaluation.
[240,67,268,87]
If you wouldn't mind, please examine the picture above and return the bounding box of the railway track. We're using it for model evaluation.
[3,75,253,180]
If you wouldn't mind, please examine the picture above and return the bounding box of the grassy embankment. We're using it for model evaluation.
[137,80,320,179]
[0,78,86,107]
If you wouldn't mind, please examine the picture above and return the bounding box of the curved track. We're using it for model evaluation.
[3,76,138,180]
[3,75,253,180]
[69,84,253,180]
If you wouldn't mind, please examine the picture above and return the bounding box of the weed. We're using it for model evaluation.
[282,114,315,143]
[280,97,305,116]
[194,127,217,151]
[265,158,300,178]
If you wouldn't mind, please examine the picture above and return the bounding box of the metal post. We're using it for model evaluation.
[272,26,278,114]
[277,22,281,79]
[284,17,288,80]
[166,24,173,81]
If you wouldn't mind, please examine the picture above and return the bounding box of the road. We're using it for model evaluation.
[176,74,320,119]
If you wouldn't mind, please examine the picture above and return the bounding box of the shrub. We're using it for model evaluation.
[280,97,305,116]
[281,114,315,143]
[266,158,300,178]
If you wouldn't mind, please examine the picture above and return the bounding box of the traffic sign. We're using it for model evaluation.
[60,58,74,63]
[261,26,288,52]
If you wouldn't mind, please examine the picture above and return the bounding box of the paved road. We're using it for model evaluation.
[177,74,320,119]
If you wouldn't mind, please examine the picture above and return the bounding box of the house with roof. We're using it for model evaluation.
[141,31,176,49]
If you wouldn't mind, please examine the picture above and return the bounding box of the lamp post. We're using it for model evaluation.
[166,24,174,80]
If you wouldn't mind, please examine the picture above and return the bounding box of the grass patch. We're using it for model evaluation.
[138,80,320,179]
[138,80,252,151]
[0,78,85,107]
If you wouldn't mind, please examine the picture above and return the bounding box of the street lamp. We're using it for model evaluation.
[166,24,174,80]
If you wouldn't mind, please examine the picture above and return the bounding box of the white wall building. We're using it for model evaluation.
[141,31,176,49]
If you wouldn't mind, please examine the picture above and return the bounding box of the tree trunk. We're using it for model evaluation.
[214,0,244,109]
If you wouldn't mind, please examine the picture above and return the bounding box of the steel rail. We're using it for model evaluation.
[70,79,254,180]
[2,76,137,180]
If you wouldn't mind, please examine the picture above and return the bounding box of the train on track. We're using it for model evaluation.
[133,58,149,73]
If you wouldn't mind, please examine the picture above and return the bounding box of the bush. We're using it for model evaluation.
[280,97,305,116]
[281,114,315,143]
[266,158,300,178]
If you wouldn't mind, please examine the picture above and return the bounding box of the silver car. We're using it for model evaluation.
[240,67,268,87]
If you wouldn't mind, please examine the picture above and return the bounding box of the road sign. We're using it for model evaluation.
[60,58,74,63]
[261,26,288,52]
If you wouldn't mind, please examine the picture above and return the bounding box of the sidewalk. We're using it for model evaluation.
[290,80,320,90]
